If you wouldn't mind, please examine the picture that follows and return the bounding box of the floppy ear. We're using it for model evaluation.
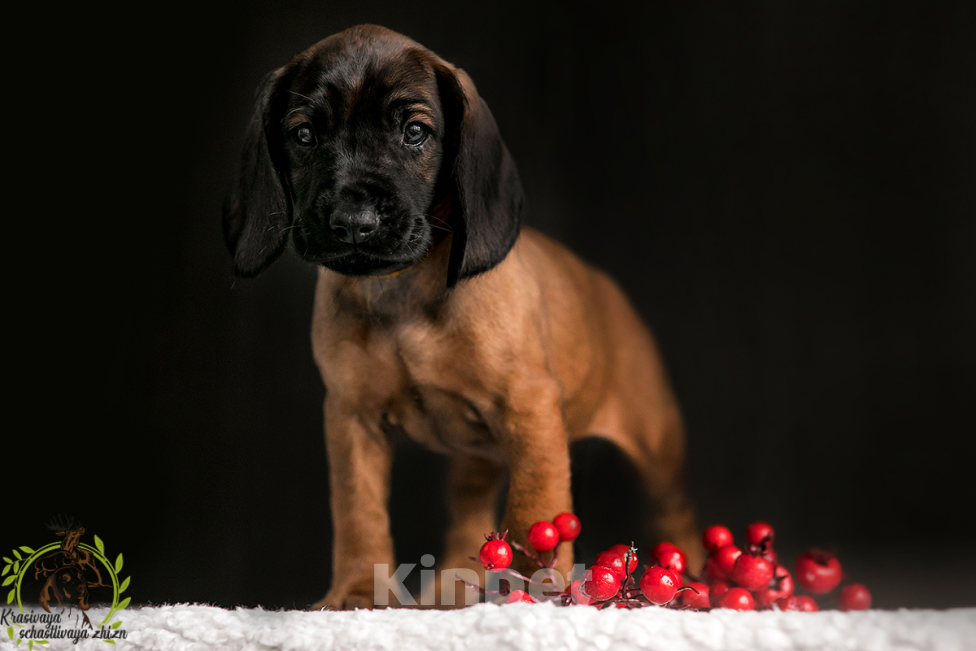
[222,69,294,278]
[435,64,523,287]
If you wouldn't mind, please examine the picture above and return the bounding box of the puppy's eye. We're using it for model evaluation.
[402,122,428,146]
[292,125,316,147]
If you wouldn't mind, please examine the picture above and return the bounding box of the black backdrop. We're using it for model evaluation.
[8,0,974,610]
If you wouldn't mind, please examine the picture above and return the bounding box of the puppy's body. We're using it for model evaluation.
[225,24,699,609]
[315,226,697,608]
[315,227,678,465]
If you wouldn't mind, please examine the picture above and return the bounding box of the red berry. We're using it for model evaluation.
[702,525,734,553]
[838,584,872,611]
[596,545,638,578]
[527,521,560,553]
[717,587,755,610]
[678,581,711,609]
[570,579,592,605]
[505,589,535,604]
[776,595,819,611]
[606,543,637,563]
[794,550,842,595]
[745,521,774,548]
[709,580,732,607]
[762,548,779,565]
[479,538,513,571]
[650,542,687,576]
[731,554,775,590]
[640,566,679,605]
[594,550,629,582]
[552,512,581,542]
[706,544,742,581]
[753,564,794,608]
[583,565,621,601]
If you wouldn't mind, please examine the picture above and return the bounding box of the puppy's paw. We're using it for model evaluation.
[311,587,378,611]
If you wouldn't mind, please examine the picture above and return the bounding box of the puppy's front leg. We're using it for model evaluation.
[312,397,395,611]
[431,455,505,607]
[497,380,575,590]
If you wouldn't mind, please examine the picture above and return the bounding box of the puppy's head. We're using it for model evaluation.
[224,24,523,286]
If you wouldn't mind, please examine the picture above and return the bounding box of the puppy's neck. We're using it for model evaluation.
[322,234,455,323]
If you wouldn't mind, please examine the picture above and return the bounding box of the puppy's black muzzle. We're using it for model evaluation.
[330,208,379,244]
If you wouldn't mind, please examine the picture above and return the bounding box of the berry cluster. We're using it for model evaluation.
[699,522,871,611]
[468,513,584,604]
[470,515,871,611]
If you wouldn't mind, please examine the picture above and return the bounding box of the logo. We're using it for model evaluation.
[2,517,131,647]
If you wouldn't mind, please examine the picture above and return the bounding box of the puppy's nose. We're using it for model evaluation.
[330,210,379,244]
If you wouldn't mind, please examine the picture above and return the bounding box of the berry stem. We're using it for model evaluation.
[623,542,637,583]
[455,572,495,595]
[509,540,546,568]
[538,544,562,586]
[499,567,548,587]
[548,543,560,569]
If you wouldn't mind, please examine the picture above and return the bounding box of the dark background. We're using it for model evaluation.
[9,0,974,611]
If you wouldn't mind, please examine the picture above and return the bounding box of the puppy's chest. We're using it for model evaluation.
[370,323,501,459]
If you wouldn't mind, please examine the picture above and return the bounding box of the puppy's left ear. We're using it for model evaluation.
[434,62,524,287]
[222,68,294,278]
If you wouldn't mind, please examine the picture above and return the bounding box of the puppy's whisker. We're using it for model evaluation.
[425,214,454,233]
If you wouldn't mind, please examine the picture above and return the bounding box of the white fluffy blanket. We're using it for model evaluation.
[3,604,974,651]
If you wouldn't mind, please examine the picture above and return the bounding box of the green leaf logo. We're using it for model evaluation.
[3,533,132,644]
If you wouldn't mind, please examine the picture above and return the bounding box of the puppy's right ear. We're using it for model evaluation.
[222,69,294,278]
[433,62,524,288]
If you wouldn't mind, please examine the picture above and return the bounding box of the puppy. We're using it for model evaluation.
[224,24,700,609]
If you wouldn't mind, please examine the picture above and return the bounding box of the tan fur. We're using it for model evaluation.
[311,226,700,609]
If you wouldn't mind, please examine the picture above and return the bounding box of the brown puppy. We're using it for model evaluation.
[224,24,700,609]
